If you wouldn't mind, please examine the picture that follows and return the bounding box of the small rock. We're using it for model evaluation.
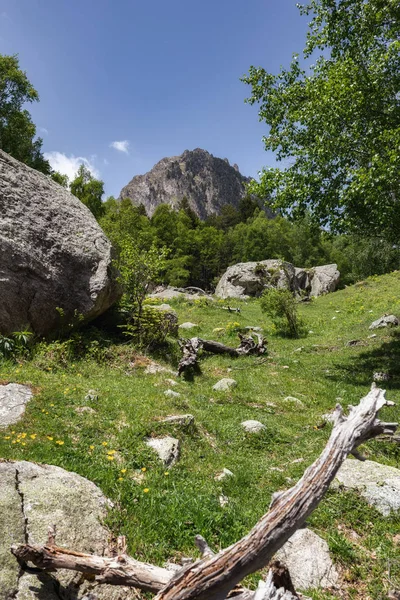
[0,383,32,428]
[212,378,237,392]
[292,458,304,464]
[321,412,335,424]
[346,339,361,347]
[283,396,305,408]
[245,326,262,332]
[219,494,229,507]
[164,378,178,386]
[282,365,290,369]
[241,420,266,433]
[335,459,400,516]
[145,362,171,375]
[155,303,173,311]
[368,333,377,339]
[294,347,304,353]
[275,528,339,589]
[369,314,399,330]
[164,389,181,398]
[161,414,194,426]
[146,436,180,466]
[75,406,96,415]
[84,389,99,402]
[373,372,390,382]
[179,322,199,330]
[214,468,234,481]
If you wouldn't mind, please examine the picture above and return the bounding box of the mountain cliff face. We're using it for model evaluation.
[119,148,251,219]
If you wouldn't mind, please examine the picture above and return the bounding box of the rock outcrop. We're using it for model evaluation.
[119,148,255,219]
[0,460,136,599]
[215,259,340,299]
[0,150,120,336]
[0,383,33,428]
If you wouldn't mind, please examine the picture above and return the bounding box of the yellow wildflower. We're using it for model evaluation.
[106,455,114,461]
[55,440,64,445]
[118,477,124,482]
[21,433,26,438]
[50,403,55,407]
[143,488,150,493]
[102,441,108,446]
[21,442,26,446]
[141,467,147,472]
[47,436,53,441]
[30,434,37,439]
[89,445,95,450]
[12,440,16,444]
[164,472,169,476]
[4,436,10,440]
[120,469,127,474]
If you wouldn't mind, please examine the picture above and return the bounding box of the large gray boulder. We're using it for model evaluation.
[0,151,120,336]
[214,260,339,299]
[0,460,136,599]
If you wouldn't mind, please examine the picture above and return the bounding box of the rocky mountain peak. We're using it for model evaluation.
[119,148,251,219]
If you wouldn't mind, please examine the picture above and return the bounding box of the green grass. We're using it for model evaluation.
[1,272,400,598]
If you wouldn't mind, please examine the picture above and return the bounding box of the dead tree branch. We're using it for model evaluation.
[178,334,267,376]
[11,385,397,600]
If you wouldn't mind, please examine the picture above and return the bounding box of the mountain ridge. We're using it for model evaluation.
[119,148,252,219]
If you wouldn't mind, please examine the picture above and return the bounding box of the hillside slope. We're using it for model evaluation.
[1,272,399,597]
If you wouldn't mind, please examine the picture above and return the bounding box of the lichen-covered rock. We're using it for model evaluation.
[215,259,339,299]
[335,459,400,516]
[369,314,399,330]
[0,151,120,336]
[146,436,180,466]
[212,378,237,392]
[0,383,32,428]
[0,460,136,599]
[275,528,339,590]
[241,420,266,433]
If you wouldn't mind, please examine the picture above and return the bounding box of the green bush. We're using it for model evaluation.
[0,331,33,359]
[260,288,303,337]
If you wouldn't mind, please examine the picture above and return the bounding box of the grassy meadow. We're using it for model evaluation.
[1,272,400,599]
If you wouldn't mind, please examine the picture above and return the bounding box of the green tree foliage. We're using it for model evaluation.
[0,54,50,174]
[70,164,105,219]
[243,0,400,240]
[51,171,69,188]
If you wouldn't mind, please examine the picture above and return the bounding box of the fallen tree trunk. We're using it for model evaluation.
[178,334,267,376]
[11,385,397,600]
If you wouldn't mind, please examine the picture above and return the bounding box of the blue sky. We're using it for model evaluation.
[0,0,309,197]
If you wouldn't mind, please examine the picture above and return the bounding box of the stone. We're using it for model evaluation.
[164,389,181,398]
[179,322,199,330]
[275,528,339,590]
[85,389,99,402]
[0,383,32,428]
[214,468,234,481]
[244,326,263,332]
[75,406,96,415]
[146,436,180,466]
[219,494,229,507]
[309,264,341,297]
[373,372,391,382]
[335,459,400,516]
[161,414,194,426]
[283,396,305,408]
[212,378,237,392]
[164,378,178,386]
[215,259,340,300]
[0,459,136,599]
[0,150,120,336]
[241,420,266,433]
[149,287,214,302]
[321,411,336,424]
[119,148,256,220]
[369,314,399,330]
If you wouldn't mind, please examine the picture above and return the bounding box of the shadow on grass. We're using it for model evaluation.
[331,330,400,389]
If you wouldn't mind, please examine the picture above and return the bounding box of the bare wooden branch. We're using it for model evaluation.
[178,334,267,376]
[11,385,397,600]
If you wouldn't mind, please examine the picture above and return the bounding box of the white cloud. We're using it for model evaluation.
[38,127,49,135]
[110,140,130,154]
[103,158,109,165]
[44,151,100,180]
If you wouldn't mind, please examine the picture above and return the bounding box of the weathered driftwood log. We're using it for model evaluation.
[11,385,397,600]
[178,334,267,376]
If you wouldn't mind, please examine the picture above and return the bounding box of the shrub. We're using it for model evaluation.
[0,331,33,359]
[260,288,303,337]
